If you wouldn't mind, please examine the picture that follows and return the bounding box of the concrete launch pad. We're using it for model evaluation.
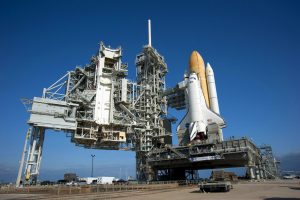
[2,180,300,200]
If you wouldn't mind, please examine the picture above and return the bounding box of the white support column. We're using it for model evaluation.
[22,127,45,184]
[16,128,32,187]
[255,166,260,180]
[259,165,265,179]
[248,167,255,180]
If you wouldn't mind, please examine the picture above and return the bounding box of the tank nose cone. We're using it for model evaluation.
[189,51,205,73]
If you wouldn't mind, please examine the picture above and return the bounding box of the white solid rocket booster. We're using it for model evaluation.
[206,63,220,114]
[206,62,223,141]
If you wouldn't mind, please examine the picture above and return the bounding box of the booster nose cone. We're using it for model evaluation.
[188,50,210,107]
[206,62,214,75]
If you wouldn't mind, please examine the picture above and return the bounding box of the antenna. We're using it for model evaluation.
[148,19,152,47]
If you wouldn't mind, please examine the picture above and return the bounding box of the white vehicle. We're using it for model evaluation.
[66,181,79,186]
[79,177,97,184]
[97,177,115,184]
[282,174,296,179]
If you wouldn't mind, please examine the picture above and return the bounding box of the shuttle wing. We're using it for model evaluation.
[197,77,226,128]
[203,106,226,128]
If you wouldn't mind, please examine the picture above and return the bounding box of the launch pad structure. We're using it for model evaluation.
[16,21,280,187]
[146,138,278,180]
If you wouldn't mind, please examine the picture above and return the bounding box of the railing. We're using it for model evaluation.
[0,181,188,195]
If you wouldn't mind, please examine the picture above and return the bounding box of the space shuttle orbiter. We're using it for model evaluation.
[187,73,225,141]
[176,51,225,144]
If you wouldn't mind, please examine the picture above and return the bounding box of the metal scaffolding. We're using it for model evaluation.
[16,39,171,186]
[259,144,280,179]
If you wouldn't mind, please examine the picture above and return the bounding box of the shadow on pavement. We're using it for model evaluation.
[288,187,300,190]
[190,190,202,193]
[264,198,300,200]
[190,190,229,193]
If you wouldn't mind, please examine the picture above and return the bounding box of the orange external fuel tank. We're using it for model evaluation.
[189,51,210,107]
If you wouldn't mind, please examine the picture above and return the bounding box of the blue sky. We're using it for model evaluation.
[0,0,300,182]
